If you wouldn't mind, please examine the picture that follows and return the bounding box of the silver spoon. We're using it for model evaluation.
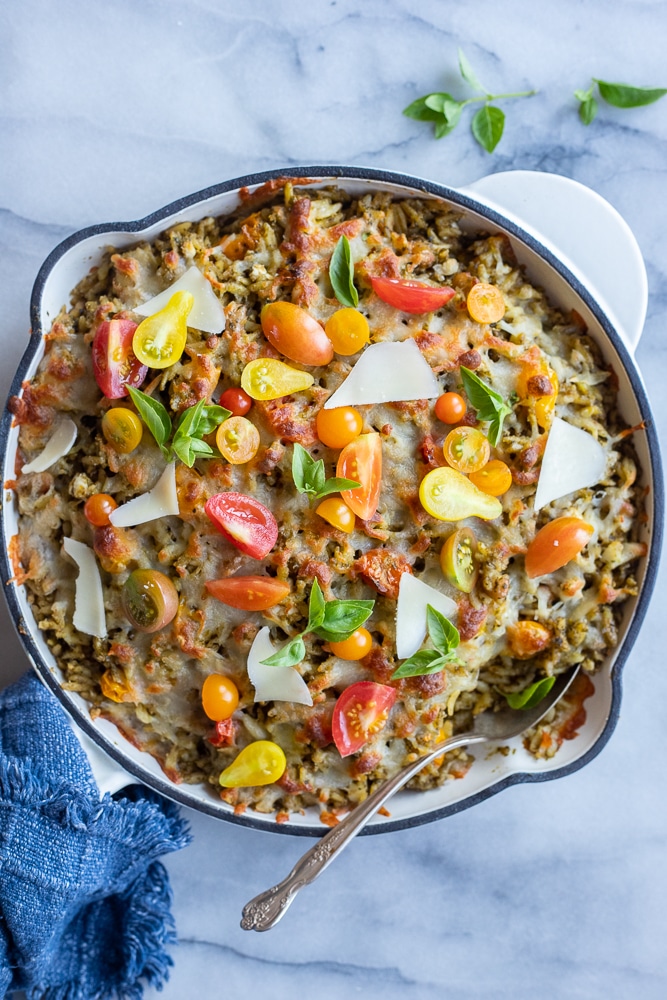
[241,666,580,931]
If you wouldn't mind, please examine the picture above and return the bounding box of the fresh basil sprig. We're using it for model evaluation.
[575,78,666,124]
[392,605,462,679]
[127,387,229,468]
[459,366,513,448]
[403,48,537,153]
[504,675,556,710]
[260,579,374,667]
[329,235,359,308]
[292,442,360,503]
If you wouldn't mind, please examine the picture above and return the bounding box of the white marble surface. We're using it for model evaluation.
[2,1,667,997]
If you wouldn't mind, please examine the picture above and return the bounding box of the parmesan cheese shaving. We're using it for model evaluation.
[533,417,607,513]
[247,627,313,706]
[323,339,441,409]
[109,462,179,527]
[62,537,107,639]
[21,419,77,474]
[135,266,225,334]
[395,573,458,660]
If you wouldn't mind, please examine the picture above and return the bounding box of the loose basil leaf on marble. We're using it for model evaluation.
[459,366,513,447]
[471,105,505,153]
[594,79,667,108]
[458,47,485,93]
[260,635,307,669]
[127,386,172,456]
[403,94,448,122]
[330,235,359,308]
[504,675,556,710]
[574,87,598,125]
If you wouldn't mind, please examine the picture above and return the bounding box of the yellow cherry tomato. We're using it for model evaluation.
[466,283,506,324]
[132,291,194,368]
[420,467,502,522]
[219,740,286,787]
[516,360,559,430]
[440,527,478,593]
[241,358,314,401]
[101,408,143,453]
[202,674,240,721]
[328,627,373,660]
[316,406,363,449]
[324,308,370,356]
[316,497,356,533]
[469,459,513,497]
[443,426,490,474]
[216,416,260,464]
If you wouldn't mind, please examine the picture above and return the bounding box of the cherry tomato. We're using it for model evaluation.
[218,387,252,416]
[215,416,260,464]
[261,301,334,366]
[329,628,373,661]
[101,408,143,453]
[434,392,466,424]
[337,432,382,521]
[466,283,506,324]
[506,620,552,659]
[132,291,193,369]
[315,497,356,534]
[241,358,314,400]
[316,406,363,449]
[219,740,286,787]
[123,569,179,633]
[324,309,370,355]
[440,527,478,593]
[83,493,118,527]
[516,359,558,430]
[419,467,502,521]
[332,681,397,757]
[205,492,278,559]
[469,459,512,497]
[525,517,594,578]
[370,276,455,314]
[201,674,240,721]
[205,576,290,611]
[91,319,147,399]
[443,426,490,474]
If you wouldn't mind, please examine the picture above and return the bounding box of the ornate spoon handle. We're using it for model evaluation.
[240,731,484,931]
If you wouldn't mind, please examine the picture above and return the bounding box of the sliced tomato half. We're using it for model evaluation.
[337,432,382,521]
[332,681,397,757]
[91,319,147,399]
[205,575,290,610]
[205,492,278,560]
[370,276,455,314]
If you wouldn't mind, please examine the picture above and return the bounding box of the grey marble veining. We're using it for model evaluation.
[2,1,666,997]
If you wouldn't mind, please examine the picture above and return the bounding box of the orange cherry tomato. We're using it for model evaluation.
[337,432,382,521]
[328,627,373,661]
[434,392,466,424]
[205,576,290,611]
[506,620,552,659]
[218,387,252,416]
[202,673,240,721]
[469,459,512,497]
[525,517,594,578]
[83,493,118,527]
[261,302,334,366]
[516,358,559,430]
[332,681,397,757]
[466,283,506,324]
[370,276,455,314]
[316,497,356,533]
[216,416,260,464]
[324,309,370,356]
[443,426,490,474]
[316,406,363,449]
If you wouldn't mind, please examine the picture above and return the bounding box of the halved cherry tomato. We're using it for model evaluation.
[218,387,252,416]
[316,497,356,533]
[132,291,193,369]
[205,492,278,559]
[466,283,506,324]
[325,309,370,355]
[261,302,334,366]
[469,459,512,497]
[101,408,143,453]
[329,628,372,661]
[241,358,314,400]
[316,406,363,449]
[201,674,240,721]
[91,319,147,399]
[83,493,118,527]
[219,740,286,787]
[332,681,397,757]
[216,416,260,464]
[370,276,455,314]
[443,426,490,474]
[337,432,382,521]
[440,527,478,594]
[420,467,502,521]
[122,569,179,633]
[205,575,290,611]
[434,392,466,425]
[525,517,594,578]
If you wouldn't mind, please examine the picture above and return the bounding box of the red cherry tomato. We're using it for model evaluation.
[337,432,382,521]
[525,517,594,578]
[218,387,252,416]
[205,576,290,610]
[332,681,397,757]
[205,492,278,560]
[260,302,334,366]
[370,276,455,314]
[91,319,147,399]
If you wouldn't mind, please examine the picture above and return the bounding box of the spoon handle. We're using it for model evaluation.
[240,731,482,931]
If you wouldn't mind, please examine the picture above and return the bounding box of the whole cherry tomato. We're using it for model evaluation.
[218,387,252,416]
[316,406,363,449]
[201,674,240,721]
[205,492,278,559]
[434,392,466,425]
[370,276,455,314]
[332,681,397,757]
[91,319,147,399]
[324,309,370,356]
[83,493,118,527]
[328,628,373,661]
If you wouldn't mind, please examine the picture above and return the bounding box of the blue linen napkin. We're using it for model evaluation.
[0,672,192,1000]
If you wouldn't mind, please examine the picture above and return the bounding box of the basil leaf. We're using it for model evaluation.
[292,443,316,495]
[577,93,598,126]
[392,649,446,679]
[594,79,667,109]
[307,580,326,632]
[260,635,307,668]
[127,387,172,449]
[197,404,231,436]
[311,476,361,500]
[460,365,512,447]
[458,48,485,94]
[471,105,505,153]
[187,438,214,457]
[292,443,359,501]
[171,436,196,467]
[505,675,556,710]
[434,118,458,140]
[316,599,374,641]
[329,235,359,309]
[174,398,206,440]
[426,605,459,655]
[403,95,446,122]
